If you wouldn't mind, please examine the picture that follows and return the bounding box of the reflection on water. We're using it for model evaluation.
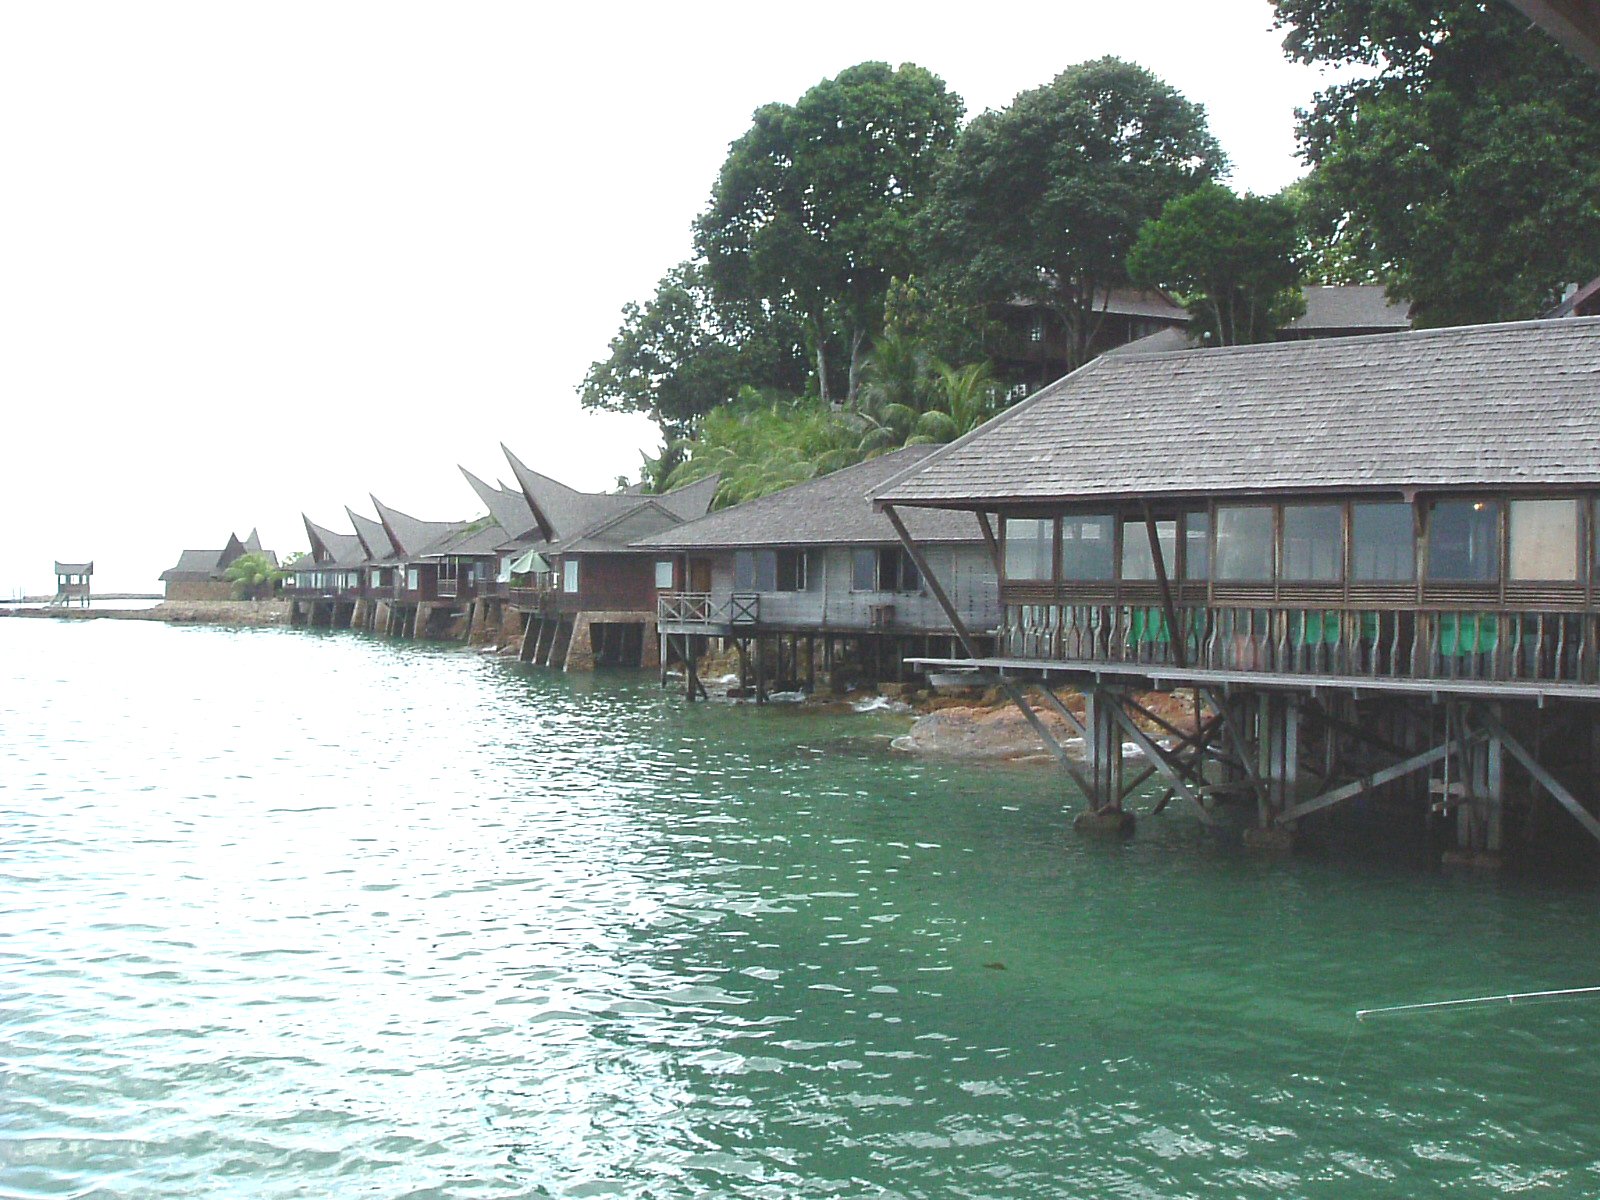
[4,619,1600,1198]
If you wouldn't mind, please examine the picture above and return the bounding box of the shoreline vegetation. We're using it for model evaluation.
[4,601,1192,765]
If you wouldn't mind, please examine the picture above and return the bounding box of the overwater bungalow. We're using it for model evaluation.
[872,318,1600,857]
[637,446,1000,700]
[159,530,275,600]
[499,445,720,669]
[285,517,367,627]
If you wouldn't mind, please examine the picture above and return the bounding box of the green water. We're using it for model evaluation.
[4,619,1600,1197]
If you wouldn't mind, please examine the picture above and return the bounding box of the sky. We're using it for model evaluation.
[0,1,1349,595]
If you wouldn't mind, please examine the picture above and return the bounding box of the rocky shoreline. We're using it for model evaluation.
[0,599,291,627]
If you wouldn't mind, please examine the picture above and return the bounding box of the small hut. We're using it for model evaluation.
[53,562,93,607]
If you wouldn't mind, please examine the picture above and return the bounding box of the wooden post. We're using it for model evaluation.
[755,637,768,704]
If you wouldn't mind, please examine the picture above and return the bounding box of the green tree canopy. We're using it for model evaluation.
[694,62,965,406]
[1128,183,1305,346]
[920,57,1226,369]
[580,261,807,440]
[1275,0,1600,325]
[224,552,283,600]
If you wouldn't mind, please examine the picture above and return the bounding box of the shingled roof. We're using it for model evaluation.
[873,318,1600,509]
[371,497,469,559]
[303,517,366,568]
[500,444,719,552]
[347,509,396,564]
[1284,284,1411,333]
[635,446,986,551]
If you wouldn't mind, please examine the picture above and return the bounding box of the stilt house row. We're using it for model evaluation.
[285,444,720,665]
[635,446,999,699]
[870,317,1600,854]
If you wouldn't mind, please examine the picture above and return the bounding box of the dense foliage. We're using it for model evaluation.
[1274,0,1600,325]
[224,552,284,600]
[919,57,1226,369]
[693,62,964,406]
[1128,184,1305,345]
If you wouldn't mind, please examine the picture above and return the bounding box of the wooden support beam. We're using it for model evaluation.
[1473,706,1600,846]
[1103,694,1220,826]
[977,511,1002,574]
[884,504,979,658]
[1277,737,1464,825]
[1002,685,1100,802]
[1142,501,1185,668]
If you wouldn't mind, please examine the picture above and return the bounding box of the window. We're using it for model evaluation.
[1427,499,1499,582]
[563,559,580,593]
[1351,502,1414,583]
[1184,512,1210,580]
[878,548,920,593]
[1060,515,1114,581]
[852,548,877,591]
[1029,311,1045,343]
[775,549,807,592]
[1003,518,1053,581]
[406,568,419,591]
[1282,504,1343,582]
[654,559,674,590]
[734,550,756,591]
[1121,519,1175,582]
[1509,499,1577,581]
[1215,506,1274,581]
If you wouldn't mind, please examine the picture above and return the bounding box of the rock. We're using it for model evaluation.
[1073,807,1137,838]
[1243,825,1296,853]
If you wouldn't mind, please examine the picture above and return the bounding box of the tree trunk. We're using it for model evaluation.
[845,327,867,407]
[814,338,831,406]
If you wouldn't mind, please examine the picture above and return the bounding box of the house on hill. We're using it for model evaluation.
[159,530,276,600]
[871,317,1600,856]
[636,445,1000,699]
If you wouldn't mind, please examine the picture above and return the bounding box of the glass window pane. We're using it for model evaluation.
[1061,515,1114,581]
[1003,518,1053,581]
[1282,504,1344,582]
[1184,512,1210,580]
[899,550,921,593]
[1351,503,1415,583]
[1509,499,1577,581]
[562,560,579,593]
[1121,519,1175,581]
[1427,499,1499,582]
[655,560,674,589]
[755,550,777,592]
[734,551,755,591]
[1215,507,1274,581]
[852,548,877,591]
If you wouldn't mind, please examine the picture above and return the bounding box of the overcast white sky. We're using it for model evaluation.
[0,1,1346,595]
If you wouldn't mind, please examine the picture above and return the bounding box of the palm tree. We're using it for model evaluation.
[224,552,283,600]
[908,362,1004,444]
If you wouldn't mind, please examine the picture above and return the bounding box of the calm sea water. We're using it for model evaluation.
[4,619,1600,1199]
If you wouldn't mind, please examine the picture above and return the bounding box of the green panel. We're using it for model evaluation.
[1439,613,1500,655]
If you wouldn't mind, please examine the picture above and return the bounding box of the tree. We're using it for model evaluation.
[694,62,965,406]
[225,552,283,600]
[1275,0,1600,325]
[920,57,1226,370]
[580,261,807,440]
[1128,184,1305,346]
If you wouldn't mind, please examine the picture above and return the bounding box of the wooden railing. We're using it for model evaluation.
[1002,603,1600,686]
[658,592,761,627]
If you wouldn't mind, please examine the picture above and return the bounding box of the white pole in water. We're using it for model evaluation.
[1357,985,1600,1021]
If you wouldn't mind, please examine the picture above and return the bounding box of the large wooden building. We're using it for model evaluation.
[159,530,275,600]
[638,446,1000,698]
[872,317,1600,857]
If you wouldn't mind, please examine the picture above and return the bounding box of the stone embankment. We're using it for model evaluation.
[892,687,1200,764]
[1,600,290,627]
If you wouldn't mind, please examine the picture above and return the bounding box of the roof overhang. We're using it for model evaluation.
[1507,0,1600,72]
